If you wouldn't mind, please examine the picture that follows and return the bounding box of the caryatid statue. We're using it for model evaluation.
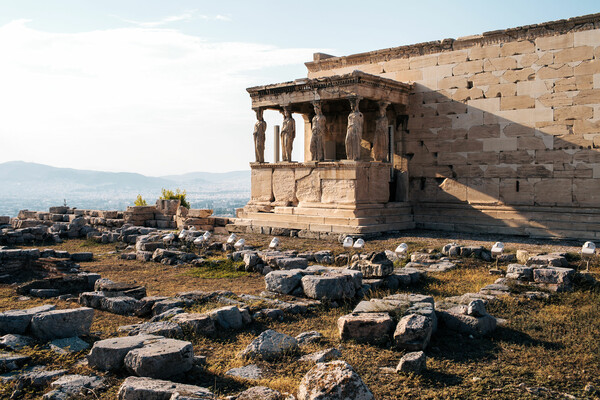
[310,101,325,161]
[253,108,267,163]
[373,101,390,162]
[280,107,295,162]
[345,97,364,161]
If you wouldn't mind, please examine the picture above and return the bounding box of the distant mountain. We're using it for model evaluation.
[0,161,250,196]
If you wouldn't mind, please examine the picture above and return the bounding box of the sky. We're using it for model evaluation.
[0,0,598,176]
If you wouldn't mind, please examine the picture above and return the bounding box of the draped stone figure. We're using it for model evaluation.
[310,102,325,161]
[280,107,295,162]
[345,98,364,161]
[253,108,266,163]
[373,101,390,162]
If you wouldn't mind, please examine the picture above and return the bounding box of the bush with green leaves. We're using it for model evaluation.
[160,188,190,208]
[134,194,147,206]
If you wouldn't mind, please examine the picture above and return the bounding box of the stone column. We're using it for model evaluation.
[345,98,363,161]
[373,101,390,162]
[274,125,280,162]
[253,108,266,163]
[310,101,326,161]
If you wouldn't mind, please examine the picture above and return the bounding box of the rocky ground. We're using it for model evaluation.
[1,230,599,399]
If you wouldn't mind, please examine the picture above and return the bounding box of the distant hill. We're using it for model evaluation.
[0,161,250,194]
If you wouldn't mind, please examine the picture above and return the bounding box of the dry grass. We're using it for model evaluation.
[1,234,600,399]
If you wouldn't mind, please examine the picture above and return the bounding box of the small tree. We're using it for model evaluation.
[134,194,147,206]
[160,188,190,208]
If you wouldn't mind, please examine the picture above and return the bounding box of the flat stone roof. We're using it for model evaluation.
[247,70,411,111]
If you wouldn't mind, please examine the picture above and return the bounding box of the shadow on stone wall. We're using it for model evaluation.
[399,84,600,239]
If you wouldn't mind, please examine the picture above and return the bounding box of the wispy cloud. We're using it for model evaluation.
[0,20,319,175]
[114,10,231,28]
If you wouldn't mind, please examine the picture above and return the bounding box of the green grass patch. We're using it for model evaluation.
[183,259,247,279]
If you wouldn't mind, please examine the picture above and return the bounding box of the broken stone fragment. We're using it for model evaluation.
[124,338,194,379]
[30,307,94,340]
[337,312,393,344]
[117,376,214,400]
[239,330,298,360]
[393,314,433,351]
[297,360,374,400]
[396,351,426,374]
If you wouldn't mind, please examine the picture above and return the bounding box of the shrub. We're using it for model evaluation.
[134,194,147,206]
[160,188,190,208]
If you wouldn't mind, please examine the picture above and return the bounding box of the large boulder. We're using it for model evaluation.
[297,360,374,400]
[0,305,56,335]
[393,314,432,351]
[124,338,194,379]
[30,307,94,340]
[337,313,393,344]
[301,274,356,300]
[117,376,214,400]
[239,330,298,360]
[265,270,305,295]
[87,335,162,371]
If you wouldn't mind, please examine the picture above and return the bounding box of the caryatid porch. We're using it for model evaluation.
[235,71,416,236]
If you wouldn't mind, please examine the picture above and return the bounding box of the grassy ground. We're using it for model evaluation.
[1,232,599,399]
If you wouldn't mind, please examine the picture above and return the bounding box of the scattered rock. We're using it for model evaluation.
[265,270,305,295]
[45,374,105,399]
[124,338,194,379]
[50,337,90,353]
[0,334,33,350]
[30,307,94,340]
[0,304,56,335]
[439,306,497,336]
[125,322,183,338]
[396,351,426,374]
[301,274,356,300]
[295,331,323,346]
[239,330,298,360]
[297,360,374,400]
[208,306,245,330]
[0,351,30,372]
[171,313,216,336]
[393,314,432,351]
[225,364,263,380]
[299,348,342,364]
[236,386,281,400]
[117,376,214,400]
[87,335,162,371]
[337,313,393,344]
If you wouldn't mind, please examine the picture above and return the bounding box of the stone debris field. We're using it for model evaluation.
[0,206,599,399]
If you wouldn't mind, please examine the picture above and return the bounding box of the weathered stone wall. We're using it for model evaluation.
[305,14,600,239]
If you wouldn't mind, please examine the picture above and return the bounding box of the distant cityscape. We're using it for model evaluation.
[0,161,250,218]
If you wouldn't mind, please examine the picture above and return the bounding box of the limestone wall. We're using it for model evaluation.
[305,14,600,238]
[249,162,391,207]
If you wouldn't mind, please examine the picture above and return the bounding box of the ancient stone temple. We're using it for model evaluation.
[234,13,600,240]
